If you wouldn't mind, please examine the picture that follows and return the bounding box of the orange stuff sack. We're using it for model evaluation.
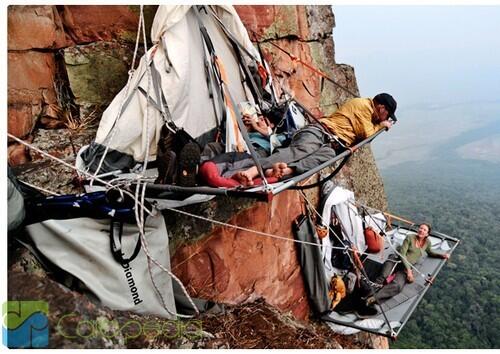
[328,275,346,309]
[364,227,384,253]
[315,224,328,240]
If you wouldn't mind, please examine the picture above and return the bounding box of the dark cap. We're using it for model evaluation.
[373,93,397,121]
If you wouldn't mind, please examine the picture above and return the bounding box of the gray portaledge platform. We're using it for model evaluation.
[322,225,460,339]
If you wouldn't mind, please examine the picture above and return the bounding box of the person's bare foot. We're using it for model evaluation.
[232,171,254,186]
[265,162,285,178]
[265,163,294,179]
[232,166,259,186]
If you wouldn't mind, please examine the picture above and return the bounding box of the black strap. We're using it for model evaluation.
[150,60,174,124]
[194,7,227,138]
[290,154,350,191]
[206,6,266,108]
[110,220,142,265]
[206,6,260,61]
[361,206,367,229]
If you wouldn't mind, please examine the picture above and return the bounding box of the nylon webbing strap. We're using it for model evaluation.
[193,6,268,184]
[206,6,264,105]
[201,40,222,129]
[224,82,268,185]
[233,42,264,105]
[289,154,351,191]
[138,87,175,133]
[194,7,228,137]
[149,59,174,124]
[196,11,225,131]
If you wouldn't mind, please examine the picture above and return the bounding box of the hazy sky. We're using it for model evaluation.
[331,6,500,167]
[332,6,500,106]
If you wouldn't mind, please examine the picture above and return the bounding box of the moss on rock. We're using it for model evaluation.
[63,42,133,106]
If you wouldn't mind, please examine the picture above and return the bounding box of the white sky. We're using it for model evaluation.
[332,5,500,108]
[332,5,500,167]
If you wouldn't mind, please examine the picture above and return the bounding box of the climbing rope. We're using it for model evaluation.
[11,130,200,317]
[18,179,61,196]
[7,133,153,215]
[91,6,148,181]
[164,206,351,252]
[134,182,199,318]
[135,6,200,317]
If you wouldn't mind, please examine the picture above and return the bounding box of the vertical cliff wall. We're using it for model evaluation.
[7,5,388,349]
[168,5,387,320]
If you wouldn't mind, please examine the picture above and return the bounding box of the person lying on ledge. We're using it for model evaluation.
[198,111,286,188]
[363,223,450,306]
[231,93,397,186]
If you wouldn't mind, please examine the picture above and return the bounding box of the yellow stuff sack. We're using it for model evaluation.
[328,275,347,309]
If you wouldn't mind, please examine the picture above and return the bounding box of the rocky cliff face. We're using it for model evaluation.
[7,5,388,349]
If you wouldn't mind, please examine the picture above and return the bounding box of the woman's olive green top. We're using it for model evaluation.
[399,234,442,270]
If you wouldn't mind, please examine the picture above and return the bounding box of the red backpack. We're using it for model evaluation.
[364,227,384,253]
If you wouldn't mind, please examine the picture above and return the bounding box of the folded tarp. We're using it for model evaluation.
[293,213,331,315]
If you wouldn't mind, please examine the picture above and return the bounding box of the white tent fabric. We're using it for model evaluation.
[364,212,386,232]
[320,186,366,276]
[90,5,260,168]
[324,312,390,335]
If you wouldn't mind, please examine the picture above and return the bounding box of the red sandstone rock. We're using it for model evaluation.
[6,5,384,332]
[8,143,30,166]
[8,52,57,93]
[60,5,139,43]
[259,39,323,117]
[7,51,56,94]
[8,104,38,139]
[8,51,59,138]
[39,103,65,129]
[235,5,309,41]
[172,190,312,320]
[7,5,71,50]
[235,5,276,40]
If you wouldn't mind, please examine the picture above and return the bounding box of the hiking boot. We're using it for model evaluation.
[177,142,201,187]
[355,304,378,319]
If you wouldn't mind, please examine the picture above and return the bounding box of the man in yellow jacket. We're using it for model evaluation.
[232,93,397,185]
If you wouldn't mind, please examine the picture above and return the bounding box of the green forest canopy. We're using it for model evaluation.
[382,158,500,349]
